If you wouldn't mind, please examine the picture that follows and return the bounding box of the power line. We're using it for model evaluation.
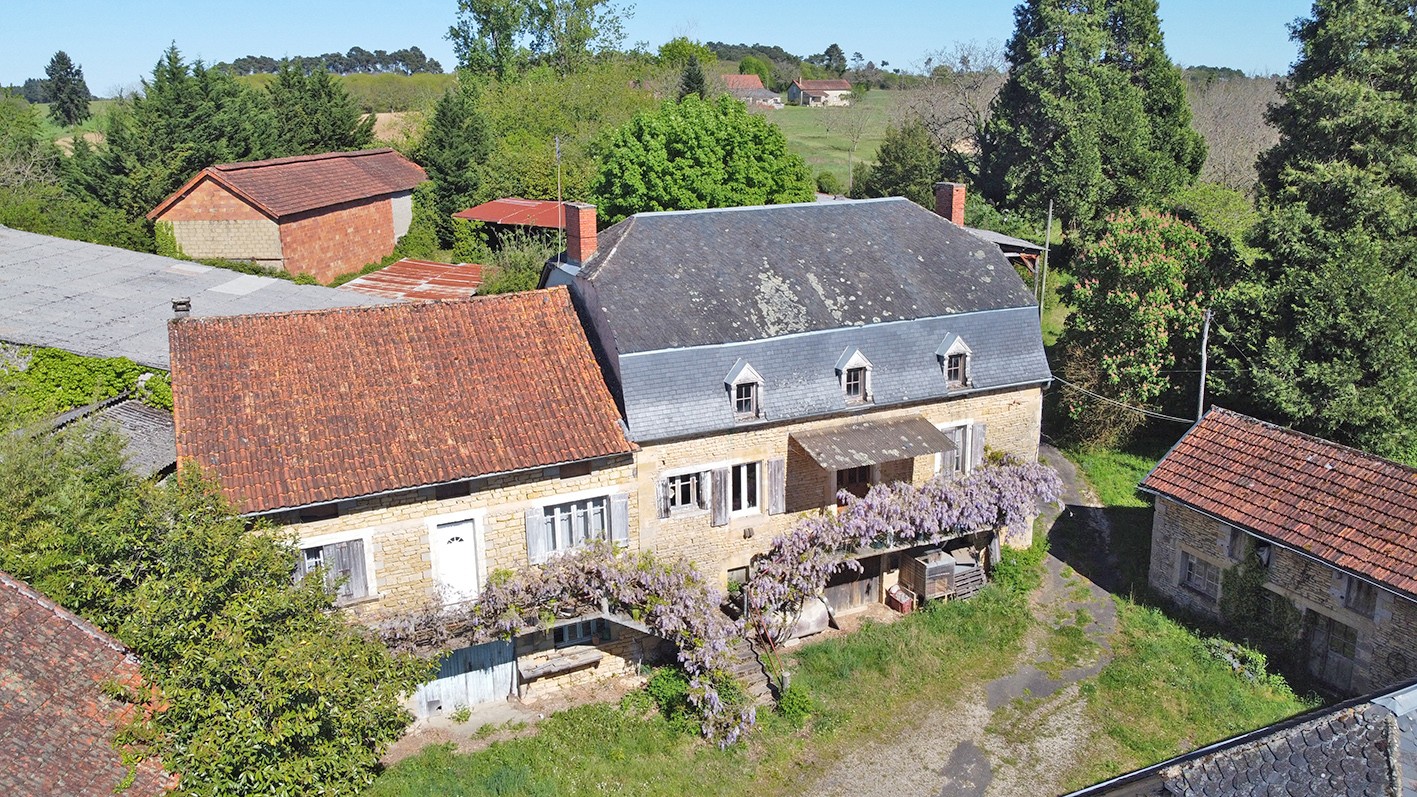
[1050,375,1197,425]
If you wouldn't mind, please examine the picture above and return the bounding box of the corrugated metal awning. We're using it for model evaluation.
[791,416,956,470]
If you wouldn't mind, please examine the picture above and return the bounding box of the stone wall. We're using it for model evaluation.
[638,385,1042,582]
[278,196,396,283]
[155,178,283,264]
[514,625,675,703]
[1150,496,1417,693]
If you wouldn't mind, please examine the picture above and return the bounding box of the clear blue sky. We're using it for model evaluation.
[5,0,1311,95]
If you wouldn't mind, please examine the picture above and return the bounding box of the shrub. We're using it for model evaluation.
[816,170,844,195]
[775,681,815,725]
[644,667,694,730]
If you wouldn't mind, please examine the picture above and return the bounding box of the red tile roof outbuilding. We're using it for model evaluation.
[147,148,426,221]
[0,571,172,797]
[1141,408,1417,600]
[338,258,484,301]
[169,287,635,514]
[453,197,571,229]
[723,73,766,91]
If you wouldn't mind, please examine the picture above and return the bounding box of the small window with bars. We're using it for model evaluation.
[296,538,370,604]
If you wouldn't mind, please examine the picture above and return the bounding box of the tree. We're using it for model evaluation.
[818,43,848,77]
[591,94,815,222]
[449,0,529,77]
[414,80,492,245]
[530,0,632,75]
[976,0,1202,229]
[659,36,717,68]
[1218,0,1417,462]
[451,0,631,77]
[0,424,430,794]
[267,64,374,155]
[738,55,773,88]
[905,42,1007,172]
[679,56,708,100]
[850,119,937,207]
[44,51,90,127]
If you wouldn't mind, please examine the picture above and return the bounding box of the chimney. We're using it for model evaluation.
[934,182,966,227]
[565,202,598,264]
[171,297,191,320]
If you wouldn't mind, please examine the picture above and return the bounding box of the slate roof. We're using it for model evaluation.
[794,79,853,91]
[792,416,956,470]
[723,73,766,91]
[0,226,390,369]
[149,148,426,220]
[338,258,484,301]
[577,198,1038,355]
[0,571,171,797]
[1141,408,1417,601]
[49,395,176,477]
[169,287,635,514]
[1063,678,1417,797]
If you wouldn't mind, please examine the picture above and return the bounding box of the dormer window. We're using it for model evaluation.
[725,358,764,421]
[936,334,973,389]
[835,347,873,405]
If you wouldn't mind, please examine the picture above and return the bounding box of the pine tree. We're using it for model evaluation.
[679,56,708,101]
[976,0,1201,229]
[414,80,491,245]
[850,120,939,207]
[1220,0,1417,462]
[268,64,374,156]
[44,51,90,127]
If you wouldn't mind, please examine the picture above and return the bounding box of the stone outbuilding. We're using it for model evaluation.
[1142,407,1417,695]
[147,148,426,283]
[788,78,853,106]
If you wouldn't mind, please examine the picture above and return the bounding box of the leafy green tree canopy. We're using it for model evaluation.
[850,119,939,208]
[590,94,815,222]
[44,51,91,127]
[1220,0,1417,462]
[659,37,717,68]
[679,56,708,101]
[267,63,375,155]
[450,0,632,77]
[414,78,493,245]
[738,55,773,88]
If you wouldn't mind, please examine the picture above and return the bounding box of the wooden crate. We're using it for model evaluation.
[900,549,955,601]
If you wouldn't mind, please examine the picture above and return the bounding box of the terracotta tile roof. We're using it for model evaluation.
[0,571,171,797]
[338,258,484,301]
[169,287,635,514]
[1141,408,1417,599]
[453,197,570,228]
[722,73,765,91]
[148,148,426,220]
[794,79,853,91]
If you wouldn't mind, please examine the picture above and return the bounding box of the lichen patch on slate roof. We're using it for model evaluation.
[169,287,634,514]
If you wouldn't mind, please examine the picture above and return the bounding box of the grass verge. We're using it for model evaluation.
[769,91,900,186]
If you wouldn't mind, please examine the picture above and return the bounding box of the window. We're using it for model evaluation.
[541,496,609,554]
[946,353,968,386]
[667,473,702,512]
[844,367,867,402]
[734,381,760,419]
[836,348,873,404]
[731,462,759,514]
[554,618,610,647]
[297,538,370,603]
[940,426,969,476]
[837,465,873,503]
[1180,550,1221,600]
[1344,576,1378,618]
[1325,616,1358,660]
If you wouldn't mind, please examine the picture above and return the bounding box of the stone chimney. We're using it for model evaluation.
[171,297,191,320]
[934,182,966,227]
[565,202,598,264]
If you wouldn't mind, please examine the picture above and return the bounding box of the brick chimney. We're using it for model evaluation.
[934,182,966,226]
[565,202,598,264]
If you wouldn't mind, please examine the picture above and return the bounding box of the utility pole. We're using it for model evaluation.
[1038,200,1053,318]
[1197,308,1213,421]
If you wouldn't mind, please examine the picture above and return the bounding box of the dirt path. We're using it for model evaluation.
[805,444,1120,797]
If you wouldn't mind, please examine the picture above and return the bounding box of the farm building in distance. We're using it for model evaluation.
[147,148,426,283]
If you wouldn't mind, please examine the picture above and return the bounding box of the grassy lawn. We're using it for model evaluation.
[34,99,115,144]
[768,91,902,187]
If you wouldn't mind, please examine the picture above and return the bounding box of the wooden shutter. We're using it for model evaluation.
[971,423,987,468]
[526,507,548,564]
[326,541,353,601]
[610,493,630,544]
[710,468,730,527]
[344,539,369,600]
[766,457,786,515]
[656,478,670,519]
[697,471,711,510]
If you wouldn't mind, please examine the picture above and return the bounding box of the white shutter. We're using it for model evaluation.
[610,493,630,544]
[971,423,987,468]
[766,457,786,515]
[697,471,711,510]
[526,507,548,564]
[710,468,730,527]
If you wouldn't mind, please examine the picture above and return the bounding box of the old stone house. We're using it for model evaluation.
[1142,408,1417,695]
[787,78,853,106]
[722,73,783,108]
[544,196,1050,614]
[147,148,426,283]
[168,288,667,713]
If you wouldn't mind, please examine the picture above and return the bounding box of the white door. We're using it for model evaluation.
[433,518,482,604]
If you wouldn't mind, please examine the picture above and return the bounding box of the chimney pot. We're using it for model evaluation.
[172,297,191,319]
[933,182,967,227]
[564,202,598,265]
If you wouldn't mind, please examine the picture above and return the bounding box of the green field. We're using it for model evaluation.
[767,90,902,188]
[34,99,116,144]
[235,72,455,113]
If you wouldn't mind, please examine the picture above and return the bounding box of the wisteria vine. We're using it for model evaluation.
[378,458,1060,746]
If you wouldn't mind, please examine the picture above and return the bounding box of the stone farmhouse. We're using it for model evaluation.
[1142,408,1417,695]
[722,73,782,108]
[147,148,426,283]
[168,289,668,713]
[0,570,173,797]
[787,78,853,106]
[544,196,1050,613]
